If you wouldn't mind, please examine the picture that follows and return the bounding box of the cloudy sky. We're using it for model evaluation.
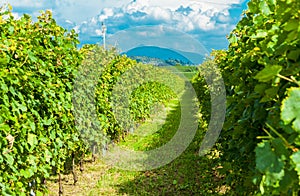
[1,0,249,54]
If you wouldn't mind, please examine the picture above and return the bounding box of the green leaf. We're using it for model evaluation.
[44,149,52,163]
[8,25,14,34]
[259,0,271,15]
[9,86,16,96]
[267,0,276,7]
[27,133,38,147]
[254,65,282,82]
[0,53,10,65]
[1,82,8,92]
[248,1,258,13]
[287,49,300,62]
[3,153,14,165]
[291,151,300,176]
[254,84,268,95]
[256,141,285,187]
[228,34,238,44]
[281,87,300,132]
[286,31,298,42]
[251,30,268,39]
[0,124,10,131]
[29,121,36,131]
[16,181,23,188]
[256,141,284,173]
[28,51,38,63]
[284,19,299,31]
[18,104,27,112]
[256,141,275,172]
[279,169,298,192]
[36,191,43,196]
[20,169,32,178]
[260,86,279,102]
[272,138,289,160]
[43,118,52,126]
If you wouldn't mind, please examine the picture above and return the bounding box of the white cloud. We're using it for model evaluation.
[217,13,231,23]
[1,0,131,23]
[65,19,73,24]
[90,17,97,24]
[125,0,149,14]
[3,0,246,25]
[98,8,114,21]
[95,29,102,36]
[106,25,209,55]
[3,0,247,50]
[102,0,246,50]
[148,7,172,21]
[0,0,46,9]
[73,0,245,47]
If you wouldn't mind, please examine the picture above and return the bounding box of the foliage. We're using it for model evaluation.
[209,0,300,194]
[0,5,182,193]
[6,0,300,194]
[129,81,175,122]
[72,45,118,155]
[191,59,214,129]
[0,5,84,195]
[93,49,184,142]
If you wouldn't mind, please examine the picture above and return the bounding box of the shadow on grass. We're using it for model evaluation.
[113,96,229,195]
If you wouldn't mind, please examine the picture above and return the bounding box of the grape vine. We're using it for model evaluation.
[192,0,300,194]
[0,6,183,195]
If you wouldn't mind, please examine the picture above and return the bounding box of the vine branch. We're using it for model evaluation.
[277,74,300,87]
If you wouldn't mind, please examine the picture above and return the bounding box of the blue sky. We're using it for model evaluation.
[1,0,249,55]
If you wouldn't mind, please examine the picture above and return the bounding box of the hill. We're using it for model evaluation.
[124,46,204,65]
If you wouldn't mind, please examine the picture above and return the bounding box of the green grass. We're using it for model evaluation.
[83,97,230,195]
[118,100,178,151]
[48,88,232,196]
[163,65,198,80]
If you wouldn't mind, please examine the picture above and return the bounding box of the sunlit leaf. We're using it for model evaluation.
[254,65,282,82]
[281,87,300,132]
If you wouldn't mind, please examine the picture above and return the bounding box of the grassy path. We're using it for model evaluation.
[48,98,230,195]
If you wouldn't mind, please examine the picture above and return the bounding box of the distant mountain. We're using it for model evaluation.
[130,56,168,66]
[172,49,206,65]
[124,46,204,65]
[129,56,189,66]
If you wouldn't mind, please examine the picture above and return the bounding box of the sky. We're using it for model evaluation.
[0,0,249,55]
